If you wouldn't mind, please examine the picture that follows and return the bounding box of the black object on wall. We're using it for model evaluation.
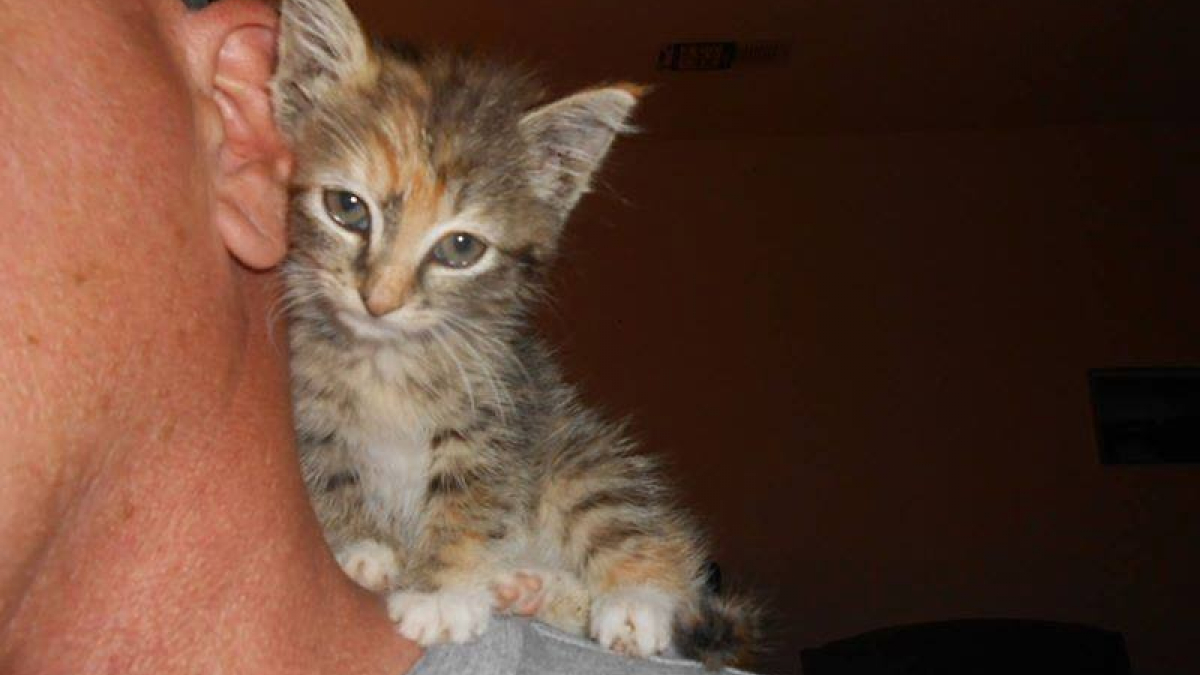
[1090,368,1200,465]
[800,619,1132,675]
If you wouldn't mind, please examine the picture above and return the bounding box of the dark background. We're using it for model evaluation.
[351,1,1200,672]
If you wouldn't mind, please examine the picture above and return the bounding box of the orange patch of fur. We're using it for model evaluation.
[361,137,448,315]
[611,81,652,99]
[593,540,693,595]
[431,532,491,586]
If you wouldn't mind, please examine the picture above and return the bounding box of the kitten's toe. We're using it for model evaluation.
[590,586,676,657]
[334,539,400,592]
[492,570,545,615]
[387,588,491,645]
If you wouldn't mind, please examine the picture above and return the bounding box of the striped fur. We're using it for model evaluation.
[273,0,759,668]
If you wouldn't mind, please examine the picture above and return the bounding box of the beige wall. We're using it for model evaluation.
[545,123,1200,674]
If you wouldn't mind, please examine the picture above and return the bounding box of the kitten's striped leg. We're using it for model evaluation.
[300,435,402,592]
[550,446,705,657]
[581,531,701,657]
[386,433,513,645]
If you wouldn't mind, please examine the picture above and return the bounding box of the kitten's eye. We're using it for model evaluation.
[322,189,371,235]
[431,232,488,269]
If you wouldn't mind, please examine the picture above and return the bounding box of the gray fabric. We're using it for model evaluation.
[409,617,756,675]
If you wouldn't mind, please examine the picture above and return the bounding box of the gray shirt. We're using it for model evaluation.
[410,617,759,675]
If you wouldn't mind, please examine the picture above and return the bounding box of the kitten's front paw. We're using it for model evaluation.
[590,586,676,657]
[387,587,492,645]
[335,539,400,593]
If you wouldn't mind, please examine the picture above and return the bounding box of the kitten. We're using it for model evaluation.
[272,0,760,668]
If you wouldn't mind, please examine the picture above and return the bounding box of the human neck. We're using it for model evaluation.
[1,281,420,675]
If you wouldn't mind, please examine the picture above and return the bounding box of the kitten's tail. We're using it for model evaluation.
[674,591,765,671]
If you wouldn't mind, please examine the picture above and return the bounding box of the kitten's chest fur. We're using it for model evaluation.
[293,339,457,539]
[354,432,430,536]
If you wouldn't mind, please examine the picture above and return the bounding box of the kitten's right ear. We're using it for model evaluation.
[520,84,644,217]
[271,0,374,137]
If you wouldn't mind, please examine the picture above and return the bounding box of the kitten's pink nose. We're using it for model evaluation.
[361,285,410,317]
[361,266,415,317]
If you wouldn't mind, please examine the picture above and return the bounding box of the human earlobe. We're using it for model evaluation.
[211,24,293,270]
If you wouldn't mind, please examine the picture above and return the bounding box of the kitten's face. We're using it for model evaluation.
[286,71,541,343]
[273,0,640,346]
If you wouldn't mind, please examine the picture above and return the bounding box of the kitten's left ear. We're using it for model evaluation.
[272,0,375,138]
[520,83,645,216]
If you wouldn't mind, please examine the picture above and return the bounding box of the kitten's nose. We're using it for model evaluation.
[361,266,415,317]
[361,285,410,317]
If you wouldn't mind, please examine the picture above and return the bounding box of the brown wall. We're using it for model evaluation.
[348,0,1199,670]
[544,123,1200,674]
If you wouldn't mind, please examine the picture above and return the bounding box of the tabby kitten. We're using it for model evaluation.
[272,0,759,667]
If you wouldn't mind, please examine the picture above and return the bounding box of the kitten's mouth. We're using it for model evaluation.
[336,309,437,342]
[336,310,405,342]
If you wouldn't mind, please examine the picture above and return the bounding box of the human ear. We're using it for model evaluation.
[210,23,293,270]
[174,0,293,270]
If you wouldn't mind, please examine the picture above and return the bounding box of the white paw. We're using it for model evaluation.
[335,539,400,593]
[590,586,677,657]
[387,587,492,645]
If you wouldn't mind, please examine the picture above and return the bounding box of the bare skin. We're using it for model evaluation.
[0,1,421,673]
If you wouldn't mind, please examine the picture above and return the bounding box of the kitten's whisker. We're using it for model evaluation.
[430,325,476,414]
[441,320,513,423]
[265,297,287,348]
[441,318,514,377]
[445,316,535,389]
[271,285,327,345]
[268,278,326,350]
